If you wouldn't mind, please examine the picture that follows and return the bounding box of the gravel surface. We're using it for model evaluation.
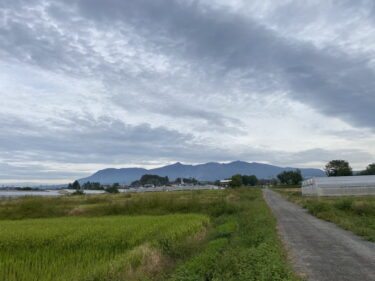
[263,188,375,281]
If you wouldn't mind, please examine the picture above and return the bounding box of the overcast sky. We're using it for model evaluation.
[1,0,375,184]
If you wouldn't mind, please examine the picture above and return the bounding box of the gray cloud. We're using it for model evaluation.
[69,0,375,129]
[1,0,375,182]
[0,162,84,181]
[0,115,198,162]
[3,0,374,129]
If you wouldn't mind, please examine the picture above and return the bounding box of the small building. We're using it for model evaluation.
[219,180,231,187]
[302,175,375,196]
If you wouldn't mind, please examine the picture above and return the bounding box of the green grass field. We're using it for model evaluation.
[0,189,300,281]
[276,188,375,242]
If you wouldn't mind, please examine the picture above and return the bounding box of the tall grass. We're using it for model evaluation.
[0,190,237,220]
[168,188,300,281]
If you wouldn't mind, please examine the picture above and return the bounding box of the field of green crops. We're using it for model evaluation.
[0,188,300,281]
[0,214,208,281]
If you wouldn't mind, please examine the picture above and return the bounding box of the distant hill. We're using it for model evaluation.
[78,161,325,185]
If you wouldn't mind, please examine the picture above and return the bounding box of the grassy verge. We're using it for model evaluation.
[0,188,300,280]
[275,188,375,242]
[167,188,300,281]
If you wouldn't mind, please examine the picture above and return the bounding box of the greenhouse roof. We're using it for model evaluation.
[306,175,375,188]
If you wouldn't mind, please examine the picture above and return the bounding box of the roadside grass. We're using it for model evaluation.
[274,184,301,189]
[275,189,375,242]
[0,188,300,281]
[167,188,300,281]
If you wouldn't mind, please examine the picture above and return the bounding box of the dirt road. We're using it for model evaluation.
[263,189,375,281]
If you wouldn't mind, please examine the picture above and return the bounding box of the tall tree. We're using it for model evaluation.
[72,180,81,190]
[242,175,258,186]
[359,163,375,175]
[230,174,243,188]
[277,170,302,185]
[138,174,169,186]
[324,160,353,177]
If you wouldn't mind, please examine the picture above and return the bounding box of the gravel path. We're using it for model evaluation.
[263,188,375,281]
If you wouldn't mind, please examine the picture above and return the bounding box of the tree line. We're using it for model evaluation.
[67,181,120,193]
[228,170,303,188]
[324,160,375,176]
[227,159,375,189]
[130,174,199,187]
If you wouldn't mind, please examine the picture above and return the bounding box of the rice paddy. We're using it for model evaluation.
[0,214,208,281]
[0,188,299,280]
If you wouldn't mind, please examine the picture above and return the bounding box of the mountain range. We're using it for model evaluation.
[78,161,325,185]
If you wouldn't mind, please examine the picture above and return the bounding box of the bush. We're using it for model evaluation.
[105,186,119,193]
[334,199,353,211]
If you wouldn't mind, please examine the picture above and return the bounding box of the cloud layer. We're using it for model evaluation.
[1,0,375,183]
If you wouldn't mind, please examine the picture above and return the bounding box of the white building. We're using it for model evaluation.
[302,175,375,196]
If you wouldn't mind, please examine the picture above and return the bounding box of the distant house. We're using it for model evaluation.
[219,180,231,187]
[302,175,375,196]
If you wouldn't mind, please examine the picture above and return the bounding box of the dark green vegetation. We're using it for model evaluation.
[81,181,103,190]
[15,187,41,191]
[68,181,120,192]
[358,163,375,175]
[130,174,200,187]
[324,160,353,176]
[67,180,81,189]
[0,189,299,281]
[323,159,375,176]
[104,184,120,193]
[131,174,170,186]
[229,174,258,188]
[277,170,302,185]
[276,189,375,242]
[273,184,301,189]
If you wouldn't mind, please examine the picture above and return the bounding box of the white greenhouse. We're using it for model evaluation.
[302,175,375,196]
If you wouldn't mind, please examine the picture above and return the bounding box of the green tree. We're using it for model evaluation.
[277,170,302,185]
[82,181,103,190]
[105,184,119,193]
[242,175,258,186]
[130,180,141,187]
[325,160,353,177]
[72,180,81,190]
[230,174,243,188]
[92,182,103,190]
[139,174,169,186]
[359,163,375,175]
